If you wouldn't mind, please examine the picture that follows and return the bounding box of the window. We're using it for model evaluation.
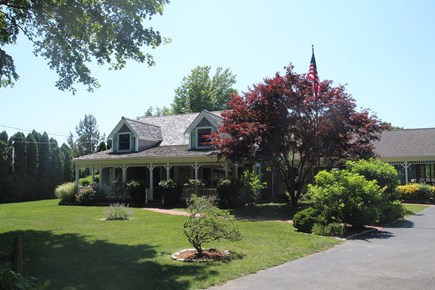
[118,133,130,151]
[197,127,212,148]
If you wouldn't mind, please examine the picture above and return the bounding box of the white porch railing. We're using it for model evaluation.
[182,187,219,200]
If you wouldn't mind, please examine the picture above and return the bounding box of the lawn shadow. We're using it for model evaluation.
[350,230,396,241]
[388,219,415,228]
[0,230,217,290]
[228,206,302,222]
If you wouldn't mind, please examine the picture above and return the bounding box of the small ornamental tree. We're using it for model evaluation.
[211,64,386,207]
[183,195,241,257]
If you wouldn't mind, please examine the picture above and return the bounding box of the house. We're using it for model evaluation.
[73,110,260,202]
[374,128,435,185]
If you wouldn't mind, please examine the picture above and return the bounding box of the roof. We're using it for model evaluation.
[74,145,217,162]
[138,111,223,146]
[374,128,435,159]
[124,118,162,140]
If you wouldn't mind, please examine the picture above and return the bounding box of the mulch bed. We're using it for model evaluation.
[172,248,229,262]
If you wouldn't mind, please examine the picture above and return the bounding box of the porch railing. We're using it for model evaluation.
[182,187,219,200]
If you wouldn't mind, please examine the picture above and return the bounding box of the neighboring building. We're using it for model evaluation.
[374,128,435,184]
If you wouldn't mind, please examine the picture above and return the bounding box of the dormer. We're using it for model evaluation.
[108,117,162,153]
[184,110,223,150]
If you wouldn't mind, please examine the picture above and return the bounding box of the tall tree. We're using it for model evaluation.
[0,0,170,93]
[212,64,385,207]
[25,132,38,195]
[60,143,73,182]
[37,132,50,195]
[0,131,10,201]
[9,132,26,199]
[48,138,62,196]
[75,114,103,156]
[171,66,237,114]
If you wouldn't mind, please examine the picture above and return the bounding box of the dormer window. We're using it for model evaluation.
[118,133,131,151]
[197,127,212,148]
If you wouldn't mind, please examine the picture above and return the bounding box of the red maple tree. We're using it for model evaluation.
[211,64,386,207]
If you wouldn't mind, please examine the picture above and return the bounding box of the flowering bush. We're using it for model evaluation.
[104,203,133,220]
[397,183,435,203]
[75,186,96,205]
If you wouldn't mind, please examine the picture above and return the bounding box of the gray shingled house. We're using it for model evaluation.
[73,109,435,202]
[73,110,260,202]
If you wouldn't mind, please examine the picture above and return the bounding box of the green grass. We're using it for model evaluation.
[0,200,340,290]
[402,203,430,216]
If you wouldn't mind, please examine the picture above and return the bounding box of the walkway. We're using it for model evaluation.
[209,206,435,290]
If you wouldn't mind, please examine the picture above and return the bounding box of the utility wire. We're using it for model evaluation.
[0,123,78,138]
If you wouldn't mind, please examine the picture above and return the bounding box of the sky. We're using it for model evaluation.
[2,0,435,145]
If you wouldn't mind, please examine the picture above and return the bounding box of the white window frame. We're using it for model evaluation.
[118,132,131,152]
[196,127,212,149]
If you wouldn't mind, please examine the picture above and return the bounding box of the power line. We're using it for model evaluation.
[0,123,77,138]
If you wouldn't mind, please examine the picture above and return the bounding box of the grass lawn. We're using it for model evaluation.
[0,200,340,290]
[402,203,430,216]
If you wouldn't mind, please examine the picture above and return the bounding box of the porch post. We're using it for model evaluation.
[75,165,80,188]
[193,162,200,179]
[122,165,127,184]
[165,163,172,180]
[91,167,95,183]
[99,166,103,189]
[147,165,155,200]
[403,161,410,184]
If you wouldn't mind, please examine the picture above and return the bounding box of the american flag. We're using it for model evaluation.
[307,47,320,99]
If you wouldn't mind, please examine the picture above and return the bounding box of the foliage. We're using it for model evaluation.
[79,175,99,186]
[126,180,147,204]
[171,66,238,114]
[0,268,40,290]
[308,169,382,229]
[377,201,405,224]
[183,178,205,188]
[54,182,77,203]
[158,179,181,205]
[0,0,170,93]
[346,158,400,201]
[74,114,104,156]
[211,64,385,207]
[75,186,96,205]
[292,207,319,233]
[138,105,173,118]
[183,195,242,256]
[104,203,133,220]
[397,183,435,204]
[312,222,345,237]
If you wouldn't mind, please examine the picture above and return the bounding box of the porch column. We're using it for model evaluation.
[165,163,172,180]
[403,161,411,184]
[75,165,80,188]
[91,167,95,183]
[122,165,127,184]
[192,162,200,179]
[147,165,155,200]
[98,166,103,189]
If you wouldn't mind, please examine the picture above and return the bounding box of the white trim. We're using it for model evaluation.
[118,132,131,152]
[196,126,213,149]
[184,110,222,135]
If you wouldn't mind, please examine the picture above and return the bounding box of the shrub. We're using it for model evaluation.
[292,207,318,233]
[377,201,405,224]
[159,179,181,205]
[126,180,147,204]
[397,183,435,203]
[104,203,133,220]
[54,182,77,203]
[184,195,241,257]
[308,169,382,229]
[75,186,96,205]
[346,159,400,201]
[312,222,345,237]
[0,268,39,290]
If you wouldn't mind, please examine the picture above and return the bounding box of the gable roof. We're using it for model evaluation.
[108,117,162,141]
[374,128,435,160]
[184,110,224,134]
[138,111,223,146]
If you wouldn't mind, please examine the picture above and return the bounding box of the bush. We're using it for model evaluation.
[126,180,147,204]
[308,169,382,229]
[397,183,435,203]
[0,268,39,290]
[184,195,241,257]
[54,182,77,203]
[75,186,96,205]
[346,159,400,201]
[377,201,405,224]
[292,207,318,233]
[104,203,133,220]
[312,222,345,237]
[159,179,182,205]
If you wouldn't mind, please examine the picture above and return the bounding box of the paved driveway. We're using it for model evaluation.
[209,206,435,290]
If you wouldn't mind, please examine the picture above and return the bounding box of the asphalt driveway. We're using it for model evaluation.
[209,205,435,290]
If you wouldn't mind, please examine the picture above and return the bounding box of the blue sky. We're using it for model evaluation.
[2,0,434,145]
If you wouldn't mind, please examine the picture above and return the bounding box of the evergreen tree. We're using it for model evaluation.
[9,132,26,199]
[0,131,11,201]
[61,143,73,182]
[49,138,63,197]
[38,132,50,195]
[25,133,39,197]
[75,114,103,156]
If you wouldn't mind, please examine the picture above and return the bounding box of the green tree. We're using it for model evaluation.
[0,0,170,93]
[75,114,103,156]
[48,138,63,196]
[60,143,73,182]
[9,132,26,199]
[25,132,38,195]
[37,132,50,195]
[171,66,237,114]
[0,131,11,201]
